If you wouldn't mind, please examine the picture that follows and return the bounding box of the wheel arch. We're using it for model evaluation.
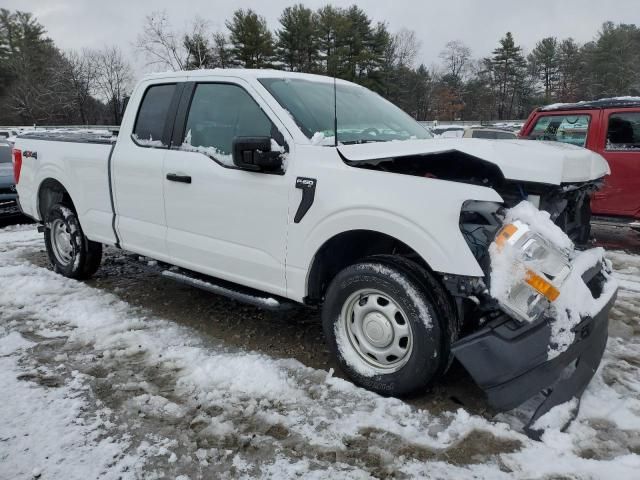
[305,229,437,303]
[37,177,76,221]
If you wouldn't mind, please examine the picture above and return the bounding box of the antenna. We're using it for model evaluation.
[333,75,338,147]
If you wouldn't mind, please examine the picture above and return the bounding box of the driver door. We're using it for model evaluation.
[162,80,291,296]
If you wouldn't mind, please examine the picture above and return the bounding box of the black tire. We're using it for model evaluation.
[322,258,450,397]
[44,203,102,279]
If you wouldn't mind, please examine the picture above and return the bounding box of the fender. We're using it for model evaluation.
[286,201,501,301]
[303,207,483,275]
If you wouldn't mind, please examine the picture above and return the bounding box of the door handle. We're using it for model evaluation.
[166,173,192,184]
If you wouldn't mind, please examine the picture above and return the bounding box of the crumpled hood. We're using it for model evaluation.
[338,138,610,185]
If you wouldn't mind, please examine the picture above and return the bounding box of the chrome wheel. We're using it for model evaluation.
[340,289,413,373]
[50,218,75,266]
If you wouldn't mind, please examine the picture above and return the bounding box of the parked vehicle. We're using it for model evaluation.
[463,127,517,139]
[0,141,20,218]
[520,97,640,230]
[0,128,18,139]
[431,125,466,137]
[13,70,617,434]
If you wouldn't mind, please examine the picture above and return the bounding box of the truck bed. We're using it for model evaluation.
[15,131,118,245]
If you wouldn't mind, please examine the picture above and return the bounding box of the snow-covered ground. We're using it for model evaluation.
[1,224,639,479]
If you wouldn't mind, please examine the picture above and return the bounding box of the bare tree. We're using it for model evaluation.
[439,40,472,81]
[93,46,132,124]
[135,10,187,70]
[392,28,420,68]
[183,16,212,69]
[58,50,98,123]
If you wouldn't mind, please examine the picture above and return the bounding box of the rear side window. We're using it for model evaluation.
[607,112,640,151]
[530,114,590,147]
[133,84,176,147]
[181,83,273,166]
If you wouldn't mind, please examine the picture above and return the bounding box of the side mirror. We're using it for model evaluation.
[232,136,283,172]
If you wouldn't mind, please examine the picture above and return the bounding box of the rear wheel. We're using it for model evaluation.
[44,203,102,279]
[322,259,448,396]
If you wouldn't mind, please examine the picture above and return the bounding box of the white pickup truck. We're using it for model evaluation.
[13,69,617,436]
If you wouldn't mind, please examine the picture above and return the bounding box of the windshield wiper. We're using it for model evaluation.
[340,139,388,145]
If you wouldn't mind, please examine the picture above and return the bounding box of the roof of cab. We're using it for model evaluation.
[539,97,640,112]
[141,68,353,85]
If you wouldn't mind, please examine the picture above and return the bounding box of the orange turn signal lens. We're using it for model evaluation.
[525,270,560,302]
[495,224,518,248]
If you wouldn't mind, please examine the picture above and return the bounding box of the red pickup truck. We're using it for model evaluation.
[520,98,640,230]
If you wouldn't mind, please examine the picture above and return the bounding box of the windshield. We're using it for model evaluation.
[259,78,432,145]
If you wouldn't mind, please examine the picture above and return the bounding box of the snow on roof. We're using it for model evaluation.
[540,96,640,111]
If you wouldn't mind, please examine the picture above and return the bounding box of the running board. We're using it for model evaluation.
[161,269,297,311]
[592,216,640,230]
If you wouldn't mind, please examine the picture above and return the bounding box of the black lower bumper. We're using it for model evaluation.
[452,289,616,438]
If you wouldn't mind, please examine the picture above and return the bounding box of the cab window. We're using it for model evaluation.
[132,83,176,147]
[530,114,590,147]
[182,83,274,166]
[606,112,640,151]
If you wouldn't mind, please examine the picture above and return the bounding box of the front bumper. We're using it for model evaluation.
[452,262,617,438]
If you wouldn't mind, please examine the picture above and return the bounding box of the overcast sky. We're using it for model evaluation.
[5,0,640,79]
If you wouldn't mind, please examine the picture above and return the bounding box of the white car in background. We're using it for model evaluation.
[431,125,466,138]
[463,127,517,139]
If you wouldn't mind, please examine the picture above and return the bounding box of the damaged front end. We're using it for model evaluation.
[449,200,618,439]
[342,147,602,246]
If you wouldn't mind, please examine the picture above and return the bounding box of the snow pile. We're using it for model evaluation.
[504,201,573,250]
[310,131,337,146]
[132,133,166,148]
[490,201,618,357]
[180,142,233,166]
[549,247,617,356]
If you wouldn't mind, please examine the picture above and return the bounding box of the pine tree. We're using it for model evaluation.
[226,9,274,68]
[584,22,640,98]
[529,37,558,102]
[487,32,526,119]
[556,38,583,102]
[316,5,344,76]
[276,4,318,72]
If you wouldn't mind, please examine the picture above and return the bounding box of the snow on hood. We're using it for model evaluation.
[338,138,610,185]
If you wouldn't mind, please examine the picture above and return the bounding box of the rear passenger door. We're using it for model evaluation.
[112,82,182,260]
[162,80,291,296]
[592,109,640,218]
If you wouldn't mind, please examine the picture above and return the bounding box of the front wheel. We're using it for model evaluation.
[322,259,447,396]
[44,203,102,279]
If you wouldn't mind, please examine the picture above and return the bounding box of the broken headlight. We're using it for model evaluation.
[492,220,571,323]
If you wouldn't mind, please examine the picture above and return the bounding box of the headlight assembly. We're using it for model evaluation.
[491,220,571,323]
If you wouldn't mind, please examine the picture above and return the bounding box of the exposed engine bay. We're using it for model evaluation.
[344,150,601,245]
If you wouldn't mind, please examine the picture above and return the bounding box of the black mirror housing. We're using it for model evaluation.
[232,136,283,172]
